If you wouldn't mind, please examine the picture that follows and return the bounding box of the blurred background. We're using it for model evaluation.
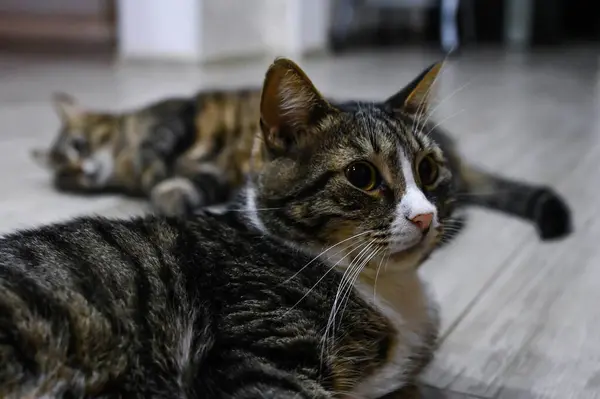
[0,1,599,398]
[0,0,597,60]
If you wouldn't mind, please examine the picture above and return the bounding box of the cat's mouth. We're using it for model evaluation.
[388,231,429,254]
[386,229,439,261]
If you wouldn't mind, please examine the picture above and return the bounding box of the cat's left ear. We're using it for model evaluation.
[52,92,83,122]
[260,58,337,152]
[384,62,442,116]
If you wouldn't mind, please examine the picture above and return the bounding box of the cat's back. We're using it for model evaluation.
[0,213,342,397]
[0,214,220,397]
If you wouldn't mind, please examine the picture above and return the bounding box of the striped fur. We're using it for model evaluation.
[33,90,261,216]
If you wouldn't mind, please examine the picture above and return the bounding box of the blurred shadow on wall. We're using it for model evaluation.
[327,0,599,54]
[0,0,117,57]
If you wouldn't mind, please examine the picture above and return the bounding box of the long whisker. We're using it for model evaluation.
[328,241,376,326]
[320,240,376,359]
[425,108,465,135]
[333,245,380,333]
[279,230,373,286]
[373,248,390,300]
[282,239,370,317]
[412,56,450,136]
[330,247,384,357]
[338,247,382,322]
[417,76,474,134]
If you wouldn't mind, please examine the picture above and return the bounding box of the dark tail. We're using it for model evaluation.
[458,164,572,240]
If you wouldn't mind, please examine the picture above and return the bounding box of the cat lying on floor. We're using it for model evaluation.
[31,65,571,241]
[1,57,522,399]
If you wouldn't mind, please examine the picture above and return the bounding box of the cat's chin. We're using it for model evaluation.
[386,234,438,271]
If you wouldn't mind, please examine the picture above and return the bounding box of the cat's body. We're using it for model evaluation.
[34,89,261,216]
[33,81,571,241]
[0,211,435,398]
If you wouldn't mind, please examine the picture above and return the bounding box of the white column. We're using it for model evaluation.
[116,0,331,63]
[504,0,533,50]
[116,0,202,61]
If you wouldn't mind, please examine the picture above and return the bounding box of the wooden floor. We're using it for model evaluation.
[0,47,598,398]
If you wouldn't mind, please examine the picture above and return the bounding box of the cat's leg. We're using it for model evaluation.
[150,165,231,216]
[138,118,192,195]
[457,162,572,240]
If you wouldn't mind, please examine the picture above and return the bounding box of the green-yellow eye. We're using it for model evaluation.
[345,161,381,191]
[417,154,439,187]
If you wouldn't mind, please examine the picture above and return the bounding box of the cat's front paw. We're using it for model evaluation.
[531,188,572,240]
[150,178,202,216]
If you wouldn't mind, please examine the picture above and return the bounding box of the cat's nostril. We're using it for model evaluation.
[408,213,433,232]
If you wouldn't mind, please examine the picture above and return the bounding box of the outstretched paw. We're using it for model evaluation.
[150,178,202,217]
[531,188,572,240]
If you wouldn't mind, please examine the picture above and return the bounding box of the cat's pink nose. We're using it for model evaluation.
[409,213,433,232]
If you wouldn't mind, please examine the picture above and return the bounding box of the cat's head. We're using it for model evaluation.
[246,58,455,271]
[31,93,119,192]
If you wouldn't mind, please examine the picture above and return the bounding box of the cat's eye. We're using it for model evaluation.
[417,154,439,187]
[345,161,381,191]
[71,137,88,154]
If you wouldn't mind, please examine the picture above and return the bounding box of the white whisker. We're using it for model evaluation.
[279,230,373,286]
[373,248,390,300]
[412,56,450,135]
[282,239,369,317]
[425,108,465,135]
[338,247,382,322]
[417,75,473,134]
[320,240,376,360]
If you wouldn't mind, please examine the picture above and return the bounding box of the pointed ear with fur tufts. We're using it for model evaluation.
[52,92,84,123]
[384,62,443,116]
[259,58,338,153]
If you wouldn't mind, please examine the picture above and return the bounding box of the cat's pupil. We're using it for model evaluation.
[418,156,437,186]
[72,137,87,154]
[346,162,378,190]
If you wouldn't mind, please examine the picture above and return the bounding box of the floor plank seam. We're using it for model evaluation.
[436,236,528,344]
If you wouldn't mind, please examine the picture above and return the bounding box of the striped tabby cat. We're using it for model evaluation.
[2,57,460,398]
[32,67,571,241]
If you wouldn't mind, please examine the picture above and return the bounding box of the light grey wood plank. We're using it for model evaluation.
[421,384,486,399]
[421,110,600,399]
[419,48,597,337]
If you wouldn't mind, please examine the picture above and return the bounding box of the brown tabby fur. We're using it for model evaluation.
[33,90,261,216]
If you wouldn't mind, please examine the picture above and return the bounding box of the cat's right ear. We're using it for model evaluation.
[260,58,337,153]
[384,62,443,116]
[52,92,83,122]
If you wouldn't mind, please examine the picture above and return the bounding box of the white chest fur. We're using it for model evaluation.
[349,271,440,399]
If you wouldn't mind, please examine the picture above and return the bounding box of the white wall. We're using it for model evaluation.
[299,0,331,53]
[117,0,331,63]
[262,0,330,59]
[117,0,201,60]
[200,0,266,62]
